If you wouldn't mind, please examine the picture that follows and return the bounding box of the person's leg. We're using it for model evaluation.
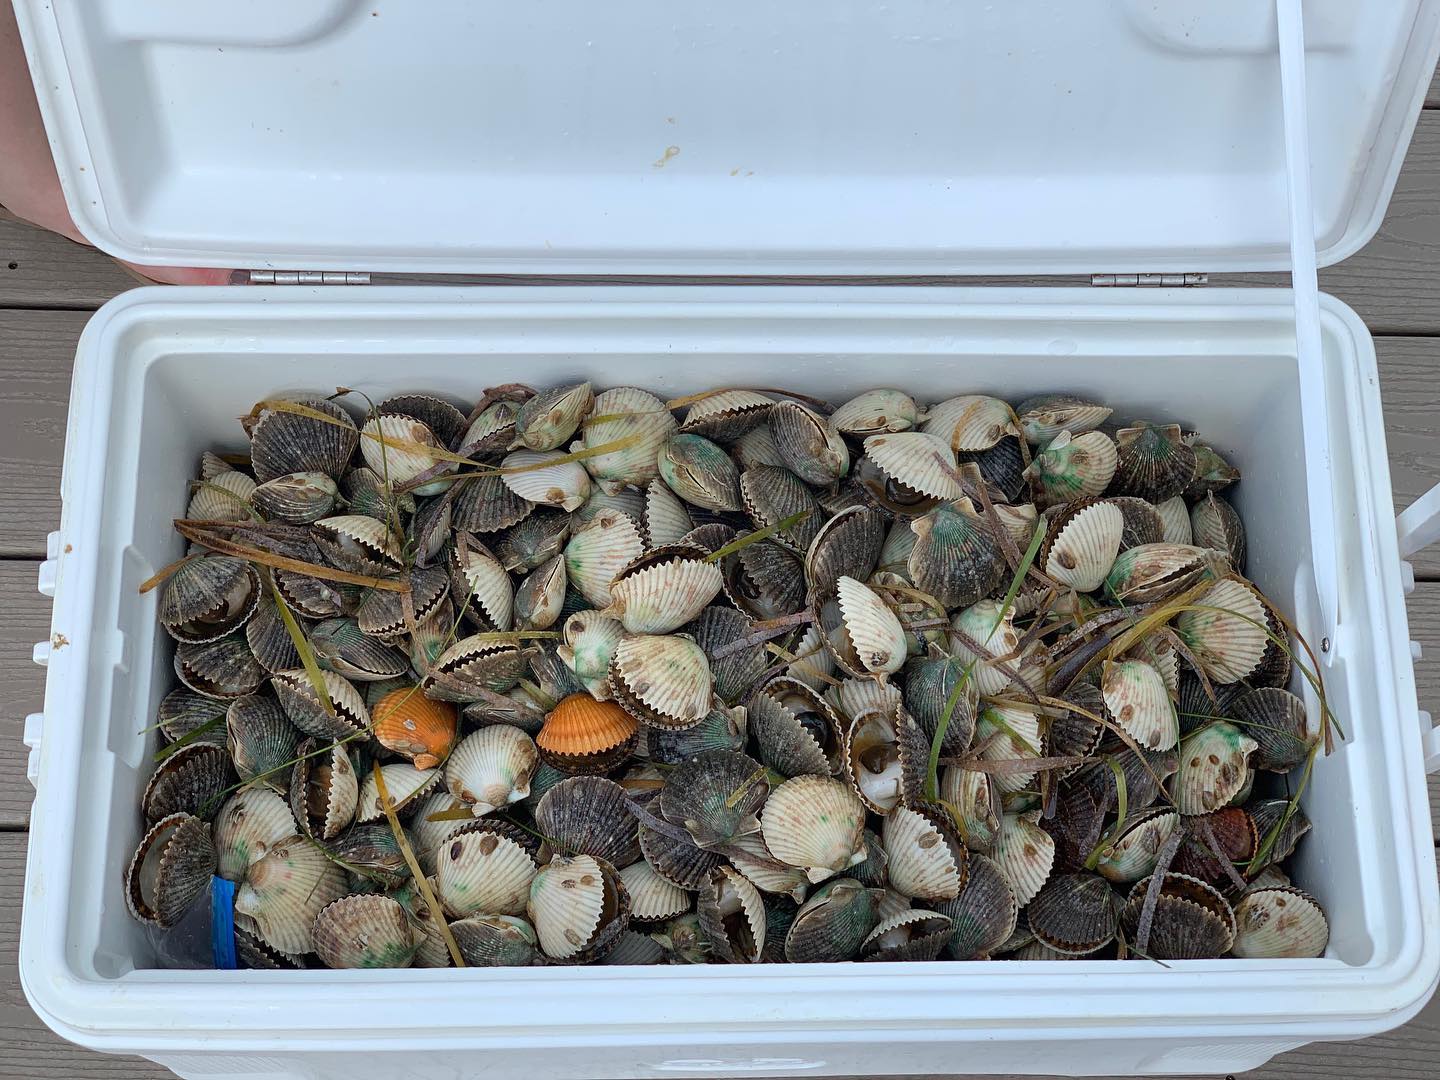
[0,4,231,284]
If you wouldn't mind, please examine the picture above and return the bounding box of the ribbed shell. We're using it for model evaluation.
[559,610,626,699]
[500,449,592,512]
[831,388,920,436]
[379,393,467,447]
[904,650,979,757]
[233,835,348,954]
[1231,686,1314,772]
[341,465,411,523]
[1044,500,1124,592]
[657,748,768,849]
[770,401,850,487]
[249,398,358,483]
[1184,441,1242,499]
[724,831,812,902]
[461,398,521,454]
[607,547,724,635]
[272,668,371,741]
[124,812,216,927]
[721,538,807,621]
[610,633,713,730]
[948,600,1021,698]
[1172,807,1257,885]
[443,913,536,967]
[1154,495,1193,545]
[537,693,639,774]
[1103,542,1212,603]
[250,471,338,524]
[619,860,692,922]
[784,621,837,692]
[738,466,823,553]
[639,820,725,889]
[494,508,570,573]
[156,688,229,746]
[992,810,1056,907]
[450,471,533,535]
[436,829,539,917]
[1231,887,1329,958]
[1015,394,1112,445]
[1248,799,1312,868]
[408,792,466,876]
[642,478,695,549]
[696,865,767,963]
[677,390,774,444]
[687,605,765,707]
[864,431,963,501]
[424,636,530,702]
[783,878,878,963]
[600,929,668,966]
[564,508,646,608]
[859,908,953,962]
[1024,430,1118,508]
[580,386,677,485]
[444,725,539,815]
[732,422,787,469]
[761,776,868,884]
[289,738,359,840]
[313,895,417,969]
[906,500,1009,609]
[973,704,1043,795]
[141,742,234,825]
[833,575,907,676]
[930,853,1017,959]
[1191,492,1247,570]
[372,687,458,769]
[1175,721,1258,815]
[1101,658,1178,751]
[187,468,258,522]
[353,566,449,637]
[1111,422,1197,502]
[225,694,299,792]
[656,433,743,512]
[359,414,452,486]
[244,596,301,674]
[1094,807,1180,884]
[748,680,836,779]
[174,633,265,700]
[805,505,887,604]
[1120,873,1236,959]
[534,775,641,866]
[882,807,964,902]
[1027,873,1119,956]
[842,707,906,814]
[355,763,442,822]
[1174,578,1269,683]
[922,395,1014,451]
[313,514,404,574]
[514,381,594,452]
[938,765,999,854]
[528,854,630,961]
[826,676,903,726]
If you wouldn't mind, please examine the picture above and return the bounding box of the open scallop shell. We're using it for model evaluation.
[435,828,539,917]
[1101,658,1178,751]
[528,853,631,962]
[1247,798,1312,869]
[992,810,1056,908]
[938,765,1000,854]
[1174,577,1269,684]
[1231,887,1329,958]
[1172,806,1257,886]
[1094,806,1180,884]
[500,449,592,512]
[234,834,348,954]
[141,742,234,825]
[606,546,724,635]
[805,504,887,604]
[312,895,417,969]
[514,381,594,452]
[1043,500,1124,592]
[761,775,868,884]
[1152,496,1192,546]
[495,507,571,573]
[451,539,515,631]
[724,832,812,902]
[313,514,404,575]
[739,465,824,554]
[770,401,849,487]
[1023,430,1117,509]
[619,860,692,923]
[289,738,359,840]
[272,667,371,742]
[1102,542,1215,603]
[863,431,964,507]
[882,806,966,902]
[1015,394,1112,445]
[422,635,531,702]
[563,508,646,608]
[354,565,449,637]
[696,866,768,963]
[783,878,879,963]
[609,633,713,730]
[444,914,537,967]
[749,677,840,779]
[859,908,953,962]
[159,557,261,644]
[679,389,774,442]
[535,775,641,866]
[124,812,216,927]
[444,725,539,816]
[249,397,358,483]
[723,538,808,620]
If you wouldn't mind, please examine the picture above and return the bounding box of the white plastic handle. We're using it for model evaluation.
[1397,481,1440,559]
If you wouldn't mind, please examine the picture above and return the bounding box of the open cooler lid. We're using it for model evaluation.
[13,1,1440,276]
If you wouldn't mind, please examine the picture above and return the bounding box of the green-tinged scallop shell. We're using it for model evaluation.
[124,812,216,928]
[1103,542,1217,603]
[249,398,358,483]
[606,545,724,634]
[882,806,966,902]
[1175,721,1257,815]
[659,749,769,849]
[761,775,867,884]
[514,381,594,452]
[1190,492,1247,572]
[931,852,1017,959]
[142,742,234,825]
[863,431,964,511]
[1026,873,1118,956]
[160,557,261,645]
[289,738,359,841]
[579,386,677,485]
[500,449,592,512]
[1230,687,1314,772]
[739,465,824,554]
[938,765,999,854]
[1231,887,1329,958]
[535,775,641,866]
[783,878,878,963]
[948,600,1021,697]
[313,514,404,575]
[770,401,850,487]
[513,554,568,631]
[1024,430,1118,509]
[1094,806,1180,884]
[609,633,714,730]
[435,828,539,917]
[313,894,418,969]
[444,725,539,815]
[1015,394,1112,445]
[923,395,1017,451]
[243,595,300,674]
[723,539,808,620]
[697,865,767,963]
[272,667,370,741]
[680,389,775,442]
[341,466,413,523]
[904,648,979,756]
[564,508,647,608]
[423,635,531,702]
[992,810,1055,907]
[1174,577,1269,684]
[450,914,540,967]
[657,433,743,512]
[494,508,571,573]
[749,677,840,779]
[832,389,921,436]
[1183,441,1242,500]
[646,703,748,764]
[559,610,626,700]
[174,632,265,700]
[233,834,348,954]
[1120,873,1236,960]
[1043,500,1124,593]
[1101,658,1178,752]
[907,500,1009,608]
[528,853,631,962]
[225,694,298,793]
[1110,422,1197,502]
[619,860,692,923]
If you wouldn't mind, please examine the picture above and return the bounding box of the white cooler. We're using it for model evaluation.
[13,2,1440,1078]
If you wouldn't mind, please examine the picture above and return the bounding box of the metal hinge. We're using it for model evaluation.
[247,270,371,285]
[1090,273,1208,287]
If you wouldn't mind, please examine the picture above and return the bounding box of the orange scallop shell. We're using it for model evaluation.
[537,693,640,775]
[372,687,458,770]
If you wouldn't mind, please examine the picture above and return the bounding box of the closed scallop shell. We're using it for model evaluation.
[1104,495,1165,550]
[1024,430,1118,508]
[938,765,999,854]
[434,828,539,918]
[1175,721,1258,815]
[658,748,769,849]
[160,557,261,645]
[1102,542,1214,603]
[234,834,348,954]
[761,775,868,884]
[860,908,953,962]
[907,500,1009,609]
[372,686,458,770]
[696,865,767,964]
[1101,658,1178,751]
[1046,680,1105,781]
[272,667,371,741]
[646,705,747,767]
[1015,394,1112,445]
[1231,687,1314,772]
[564,508,646,608]
[141,742,234,825]
[156,688,230,747]
[833,575,907,676]
[580,386,677,485]
[536,693,639,774]
[883,806,966,902]
[619,860,692,923]
[529,853,630,962]
[1190,492,1246,570]
[225,694,299,793]
[312,895,417,969]
[924,852,1015,960]
[495,508,571,573]
[124,812,216,927]
[732,422,787,470]
[992,810,1056,908]
[1074,743,1177,814]
[1231,887,1329,958]
[782,877,878,963]
[450,539,514,631]
[656,433,743,512]
[423,636,531,702]
[904,649,979,757]
[311,616,412,682]
[449,914,540,967]
[922,395,1015,451]
[1094,806,1180,884]
[250,471,338,524]
[514,381,594,452]
[639,820,725,889]
[249,398,358,483]
[289,738,360,841]
[748,678,838,779]
[948,600,1021,697]
[535,775,641,866]
[680,389,775,442]
[610,633,713,730]
[606,546,724,634]
[825,676,903,727]
[359,414,454,488]
[244,596,301,674]
[355,763,442,822]
[1247,798,1312,869]
[641,478,695,549]
[1172,806,1257,886]
[187,468,258,522]
[1174,577,1269,684]
[864,431,963,503]
[770,401,850,487]
[500,449,592,512]
[174,633,265,700]
[444,725,539,816]
[1111,422,1197,502]
[739,465,824,554]
[1154,495,1193,545]
[1120,873,1236,959]
[831,388,921,436]
[1043,500,1124,592]
[450,470,533,534]
[341,465,412,523]
[689,605,768,706]
[1026,873,1118,956]
[1184,441,1242,499]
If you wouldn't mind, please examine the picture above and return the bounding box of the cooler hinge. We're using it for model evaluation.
[247,270,371,285]
[1090,273,1208,287]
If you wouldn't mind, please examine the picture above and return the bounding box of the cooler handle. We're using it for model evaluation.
[1398,483,1440,773]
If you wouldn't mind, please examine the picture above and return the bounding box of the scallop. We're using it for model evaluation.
[642,478,695,549]
[450,539,515,631]
[500,449,592,512]
[272,668,371,742]
[1190,492,1247,570]
[536,692,640,774]
[606,546,724,634]
[1174,578,1269,684]
[1043,500,1124,593]
[233,835,348,954]
[679,389,775,442]
[534,775,641,866]
[124,812,216,928]
[1026,873,1118,956]
[1023,430,1117,508]
[579,386,677,485]
[863,431,964,509]
[1111,421,1197,502]
[372,686,458,770]
[831,388,921,436]
[355,763,443,822]
[289,738,359,841]
[1015,394,1112,445]
[658,749,769,849]
[174,633,265,700]
[313,894,417,969]
[619,860,692,923]
[141,742,234,825]
[558,610,626,699]
[225,694,299,793]
[656,433,743,512]
[1231,887,1329,959]
[974,703,1044,794]
[251,471,339,524]
[449,914,540,967]
[1101,658,1178,751]
[1103,542,1215,603]
[423,635,531,702]
[748,677,840,779]
[494,508,571,573]
[860,908,953,962]
[1231,687,1315,772]
[310,617,411,682]
[1093,807,1180,885]
[1119,873,1236,960]
[1184,441,1242,500]
[696,866,767,964]
[783,877,879,963]
[882,807,966,902]
[187,468,258,522]
[159,556,261,644]
[609,633,713,730]
[938,765,999,854]
[248,397,358,483]
[739,465,824,553]
[451,471,534,533]
[1175,721,1257,815]
[564,508,647,608]
[930,852,1018,959]
[948,600,1021,697]
[444,725,540,816]
[513,381,594,452]
[528,853,631,962]
[992,810,1055,907]
[833,575,907,676]
[724,832,812,903]
[313,514,405,575]
[761,775,868,884]
[907,499,1009,609]
[770,401,850,487]
[436,827,539,917]
[461,399,522,455]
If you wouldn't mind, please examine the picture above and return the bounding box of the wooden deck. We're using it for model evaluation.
[4,118,1440,1080]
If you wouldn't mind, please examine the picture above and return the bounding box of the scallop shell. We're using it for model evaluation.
[825,676,903,727]
[606,546,724,635]
[444,725,539,815]
[160,557,261,645]
[696,865,767,963]
[992,810,1055,907]
[938,765,999,854]
[995,501,1042,549]
[372,686,458,770]
[186,468,258,522]
[536,692,639,774]
[309,617,410,682]
[379,393,468,447]
[289,738,359,840]
[450,914,540,967]
[534,775,641,866]
[679,389,774,442]
[124,812,216,927]
[1191,492,1246,570]
[689,605,768,706]
[864,431,963,504]
[956,435,1028,503]
[831,388,921,436]
[1247,798,1312,869]
[620,860,692,923]
[353,566,449,637]
[739,466,824,554]
[155,688,229,748]
[882,806,965,902]
[609,633,713,730]
[1231,887,1329,958]
[656,433,743,512]
[857,907,952,962]
[770,401,850,487]
[141,742,234,825]
[1177,669,1241,736]
[1120,873,1236,959]
[641,478,695,549]
[244,596,301,674]
[564,508,647,608]
[450,471,534,534]
[1111,422,1197,502]
[761,775,868,884]
[272,668,371,741]
[1102,542,1214,603]
[1026,873,1118,956]
[1094,807,1180,884]
[355,763,443,822]
[513,381,594,452]
[1174,578,1269,684]
[1149,497,1191,547]
[1101,658,1178,752]
[234,834,348,954]
[174,633,265,700]
[450,539,515,631]
[528,853,630,962]
[723,831,811,902]
[1015,394,1112,445]
[1024,430,1118,508]
[579,386,677,485]
[805,504,887,604]
[435,828,539,917]
[783,621,837,692]
[833,575,907,676]
[1046,680,1106,781]
[234,921,308,970]
[1073,743,1177,813]
[658,748,769,849]
[358,414,454,490]
[313,515,405,577]
[559,610,626,699]
[783,877,878,963]
[904,649,979,757]
[1230,687,1314,772]
[1172,807,1257,886]
[928,852,1017,959]
[843,705,923,815]
[341,465,412,523]
[1044,500,1124,592]
[250,471,338,524]
[249,398,359,483]
[639,820,725,890]
[494,508,571,573]
[731,421,787,470]
[722,539,808,621]
[225,694,299,793]
[973,703,1043,794]
[311,895,417,969]
[1184,441,1242,499]
[906,499,1009,609]
[948,600,1021,697]
[1175,721,1258,815]
[500,449,592,512]
[423,635,531,702]
[748,678,839,779]
[920,394,1013,451]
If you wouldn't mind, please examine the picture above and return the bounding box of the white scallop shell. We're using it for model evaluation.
[528,853,612,960]
[187,468,257,521]
[882,806,963,902]
[835,575,907,676]
[1175,721,1258,815]
[559,610,626,700]
[992,810,1055,908]
[831,389,921,436]
[1045,501,1124,592]
[564,508,646,607]
[1094,809,1180,884]
[233,835,348,954]
[922,395,1016,451]
[938,765,999,853]
[355,763,442,823]
[975,703,1044,795]
[1155,496,1193,545]
[760,775,867,884]
[454,543,515,631]
[316,514,404,567]
[1231,888,1330,959]
[1101,658,1178,751]
[435,829,539,918]
[948,600,1022,697]
[500,449,593,512]
[213,787,298,882]
[825,677,903,725]
[409,791,469,876]
[361,414,454,486]
[863,431,964,500]
[580,387,678,486]
[444,725,540,815]
[993,502,1040,547]
[618,860,692,921]
[1174,578,1269,684]
[611,634,713,727]
[783,622,836,692]
[608,555,724,635]
[643,478,695,548]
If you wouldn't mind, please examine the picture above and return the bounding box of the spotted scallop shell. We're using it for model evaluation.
[234,835,348,954]
[1043,500,1124,593]
[605,546,724,635]
[1174,578,1269,684]
[1093,806,1180,884]
[609,633,714,730]
[922,395,1016,451]
[992,810,1056,908]
[451,540,515,631]
[831,388,921,436]
[444,725,540,816]
[579,386,677,486]
[1103,542,1215,603]
[500,449,592,512]
[528,853,631,962]
[558,610,626,699]
[833,575,907,677]
[372,686,458,770]
[761,775,868,884]
[948,600,1021,697]
[312,895,418,969]
[212,787,299,882]
[864,430,964,505]
[356,763,443,822]
[514,381,594,452]
[564,508,647,608]
[1101,658,1178,752]
[1024,430,1118,508]
[436,828,539,918]
[1231,887,1329,958]
[882,806,966,902]
[1175,721,1258,815]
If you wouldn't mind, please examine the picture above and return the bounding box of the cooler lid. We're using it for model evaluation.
[14,0,1440,275]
